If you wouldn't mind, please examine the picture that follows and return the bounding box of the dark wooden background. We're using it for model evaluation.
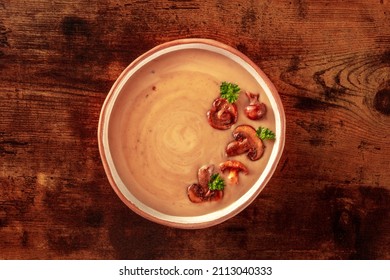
[1,0,389,259]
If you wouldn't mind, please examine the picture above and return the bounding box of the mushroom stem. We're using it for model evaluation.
[228,169,239,184]
[198,165,214,192]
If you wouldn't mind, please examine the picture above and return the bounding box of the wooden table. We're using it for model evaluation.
[1,0,389,260]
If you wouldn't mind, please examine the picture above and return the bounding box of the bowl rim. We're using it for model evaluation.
[98,38,286,229]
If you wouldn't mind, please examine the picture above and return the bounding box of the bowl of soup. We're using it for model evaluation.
[98,38,285,229]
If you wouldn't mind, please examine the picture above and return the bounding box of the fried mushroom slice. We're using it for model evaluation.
[219,160,249,184]
[207,98,238,130]
[197,164,214,192]
[226,125,264,161]
[187,165,219,203]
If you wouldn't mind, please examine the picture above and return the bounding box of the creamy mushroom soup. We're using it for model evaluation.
[108,48,275,216]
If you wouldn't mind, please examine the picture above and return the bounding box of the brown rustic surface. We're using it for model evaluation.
[1,0,389,260]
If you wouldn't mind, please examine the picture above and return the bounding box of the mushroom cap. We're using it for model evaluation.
[245,103,267,120]
[226,125,264,161]
[187,183,205,203]
[219,160,249,174]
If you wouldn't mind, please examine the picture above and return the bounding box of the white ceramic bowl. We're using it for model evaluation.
[98,38,285,229]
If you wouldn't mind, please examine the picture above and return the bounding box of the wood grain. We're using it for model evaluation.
[0,0,389,259]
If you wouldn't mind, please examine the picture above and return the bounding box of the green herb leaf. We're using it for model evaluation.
[208,173,225,191]
[220,81,240,103]
[256,127,276,140]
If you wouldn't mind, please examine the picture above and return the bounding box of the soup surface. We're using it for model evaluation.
[108,48,275,216]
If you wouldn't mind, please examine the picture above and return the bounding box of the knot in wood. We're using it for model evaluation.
[374,88,390,116]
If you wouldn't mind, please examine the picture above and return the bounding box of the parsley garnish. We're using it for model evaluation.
[256,127,276,140]
[220,81,240,103]
[208,173,225,191]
